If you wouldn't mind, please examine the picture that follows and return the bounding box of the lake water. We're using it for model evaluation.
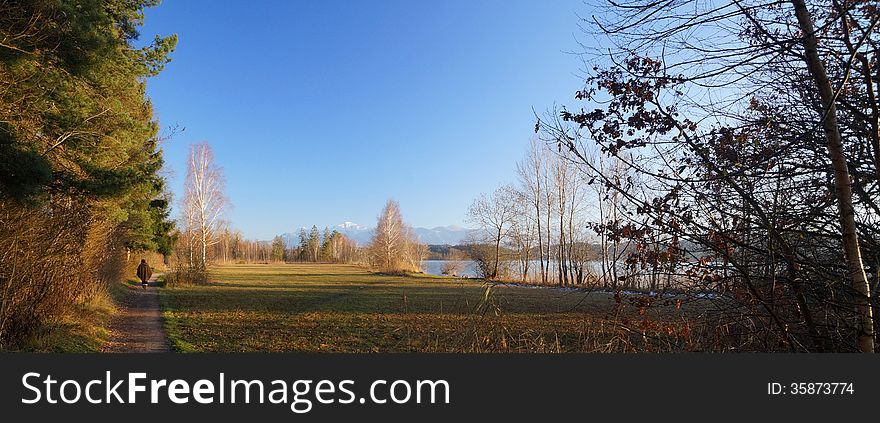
[421,259,685,291]
[421,260,480,278]
[421,259,606,280]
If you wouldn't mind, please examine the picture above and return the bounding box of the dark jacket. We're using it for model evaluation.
[136,262,153,283]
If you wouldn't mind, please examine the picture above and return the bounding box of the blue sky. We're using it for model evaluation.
[139,0,590,240]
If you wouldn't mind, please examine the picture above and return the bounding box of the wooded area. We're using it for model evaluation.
[0,1,176,349]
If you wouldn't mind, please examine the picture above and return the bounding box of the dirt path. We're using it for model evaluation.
[104,273,171,353]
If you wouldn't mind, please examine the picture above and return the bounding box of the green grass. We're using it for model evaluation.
[160,263,697,352]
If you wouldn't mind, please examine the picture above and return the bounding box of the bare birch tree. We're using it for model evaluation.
[368,199,424,272]
[182,143,228,271]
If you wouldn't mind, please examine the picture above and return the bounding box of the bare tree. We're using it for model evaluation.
[553,152,572,285]
[368,199,423,272]
[791,0,875,353]
[539,0,879,351]
[517,139,550,283]
[182,143,228,271]
[508,188,536,283]
[468,186,518,279]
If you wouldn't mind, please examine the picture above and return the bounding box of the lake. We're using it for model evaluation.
[421,259,606,279]
[420,260,480,278]
[422,259,621,283]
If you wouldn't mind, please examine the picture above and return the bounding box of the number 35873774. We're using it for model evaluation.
[768,382,854,395]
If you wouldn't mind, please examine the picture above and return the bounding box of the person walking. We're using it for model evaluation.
[136,259,153,290]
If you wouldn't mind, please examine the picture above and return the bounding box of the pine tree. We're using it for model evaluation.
[0,0,178,347]
[320,227,333,262]
[307,226,321,262]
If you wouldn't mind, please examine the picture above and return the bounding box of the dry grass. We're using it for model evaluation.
[160,263,703,352]
[18,279,133,352]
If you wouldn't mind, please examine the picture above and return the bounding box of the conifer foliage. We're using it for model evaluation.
[0,0,177,348]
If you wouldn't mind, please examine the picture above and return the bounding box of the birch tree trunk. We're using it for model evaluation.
[791,0,874,352]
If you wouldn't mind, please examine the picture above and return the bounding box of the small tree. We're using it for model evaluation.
[270,235,286,262]
[297,228,308,261]
[467,186,517,279]
[320,227,333,261]
[367,199,424,272]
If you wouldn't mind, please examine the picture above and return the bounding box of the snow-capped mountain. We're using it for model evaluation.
[334,222,373,245]
[337,221,368,231]
[280,222,474,247]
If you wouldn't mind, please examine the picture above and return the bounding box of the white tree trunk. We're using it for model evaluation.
[792,0,874,352]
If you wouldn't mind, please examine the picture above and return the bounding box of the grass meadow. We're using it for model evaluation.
[159,263,699,352]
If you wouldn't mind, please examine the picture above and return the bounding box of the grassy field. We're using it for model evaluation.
[159,263,698,352]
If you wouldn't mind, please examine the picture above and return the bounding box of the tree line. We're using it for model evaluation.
[284,226,360,263]
[170,194,424,275]
[467,140,626,288]
[203,226,360,265]
[0,1,177,349]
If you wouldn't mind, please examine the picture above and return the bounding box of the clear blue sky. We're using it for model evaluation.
[139,0,590,240]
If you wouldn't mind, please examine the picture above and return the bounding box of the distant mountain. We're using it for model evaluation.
[337,221,369,231]
[413,225,475,245]
[335,222,373,245]
[279,222,475,247]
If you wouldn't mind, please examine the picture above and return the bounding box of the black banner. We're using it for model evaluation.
[1,354,876,421]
